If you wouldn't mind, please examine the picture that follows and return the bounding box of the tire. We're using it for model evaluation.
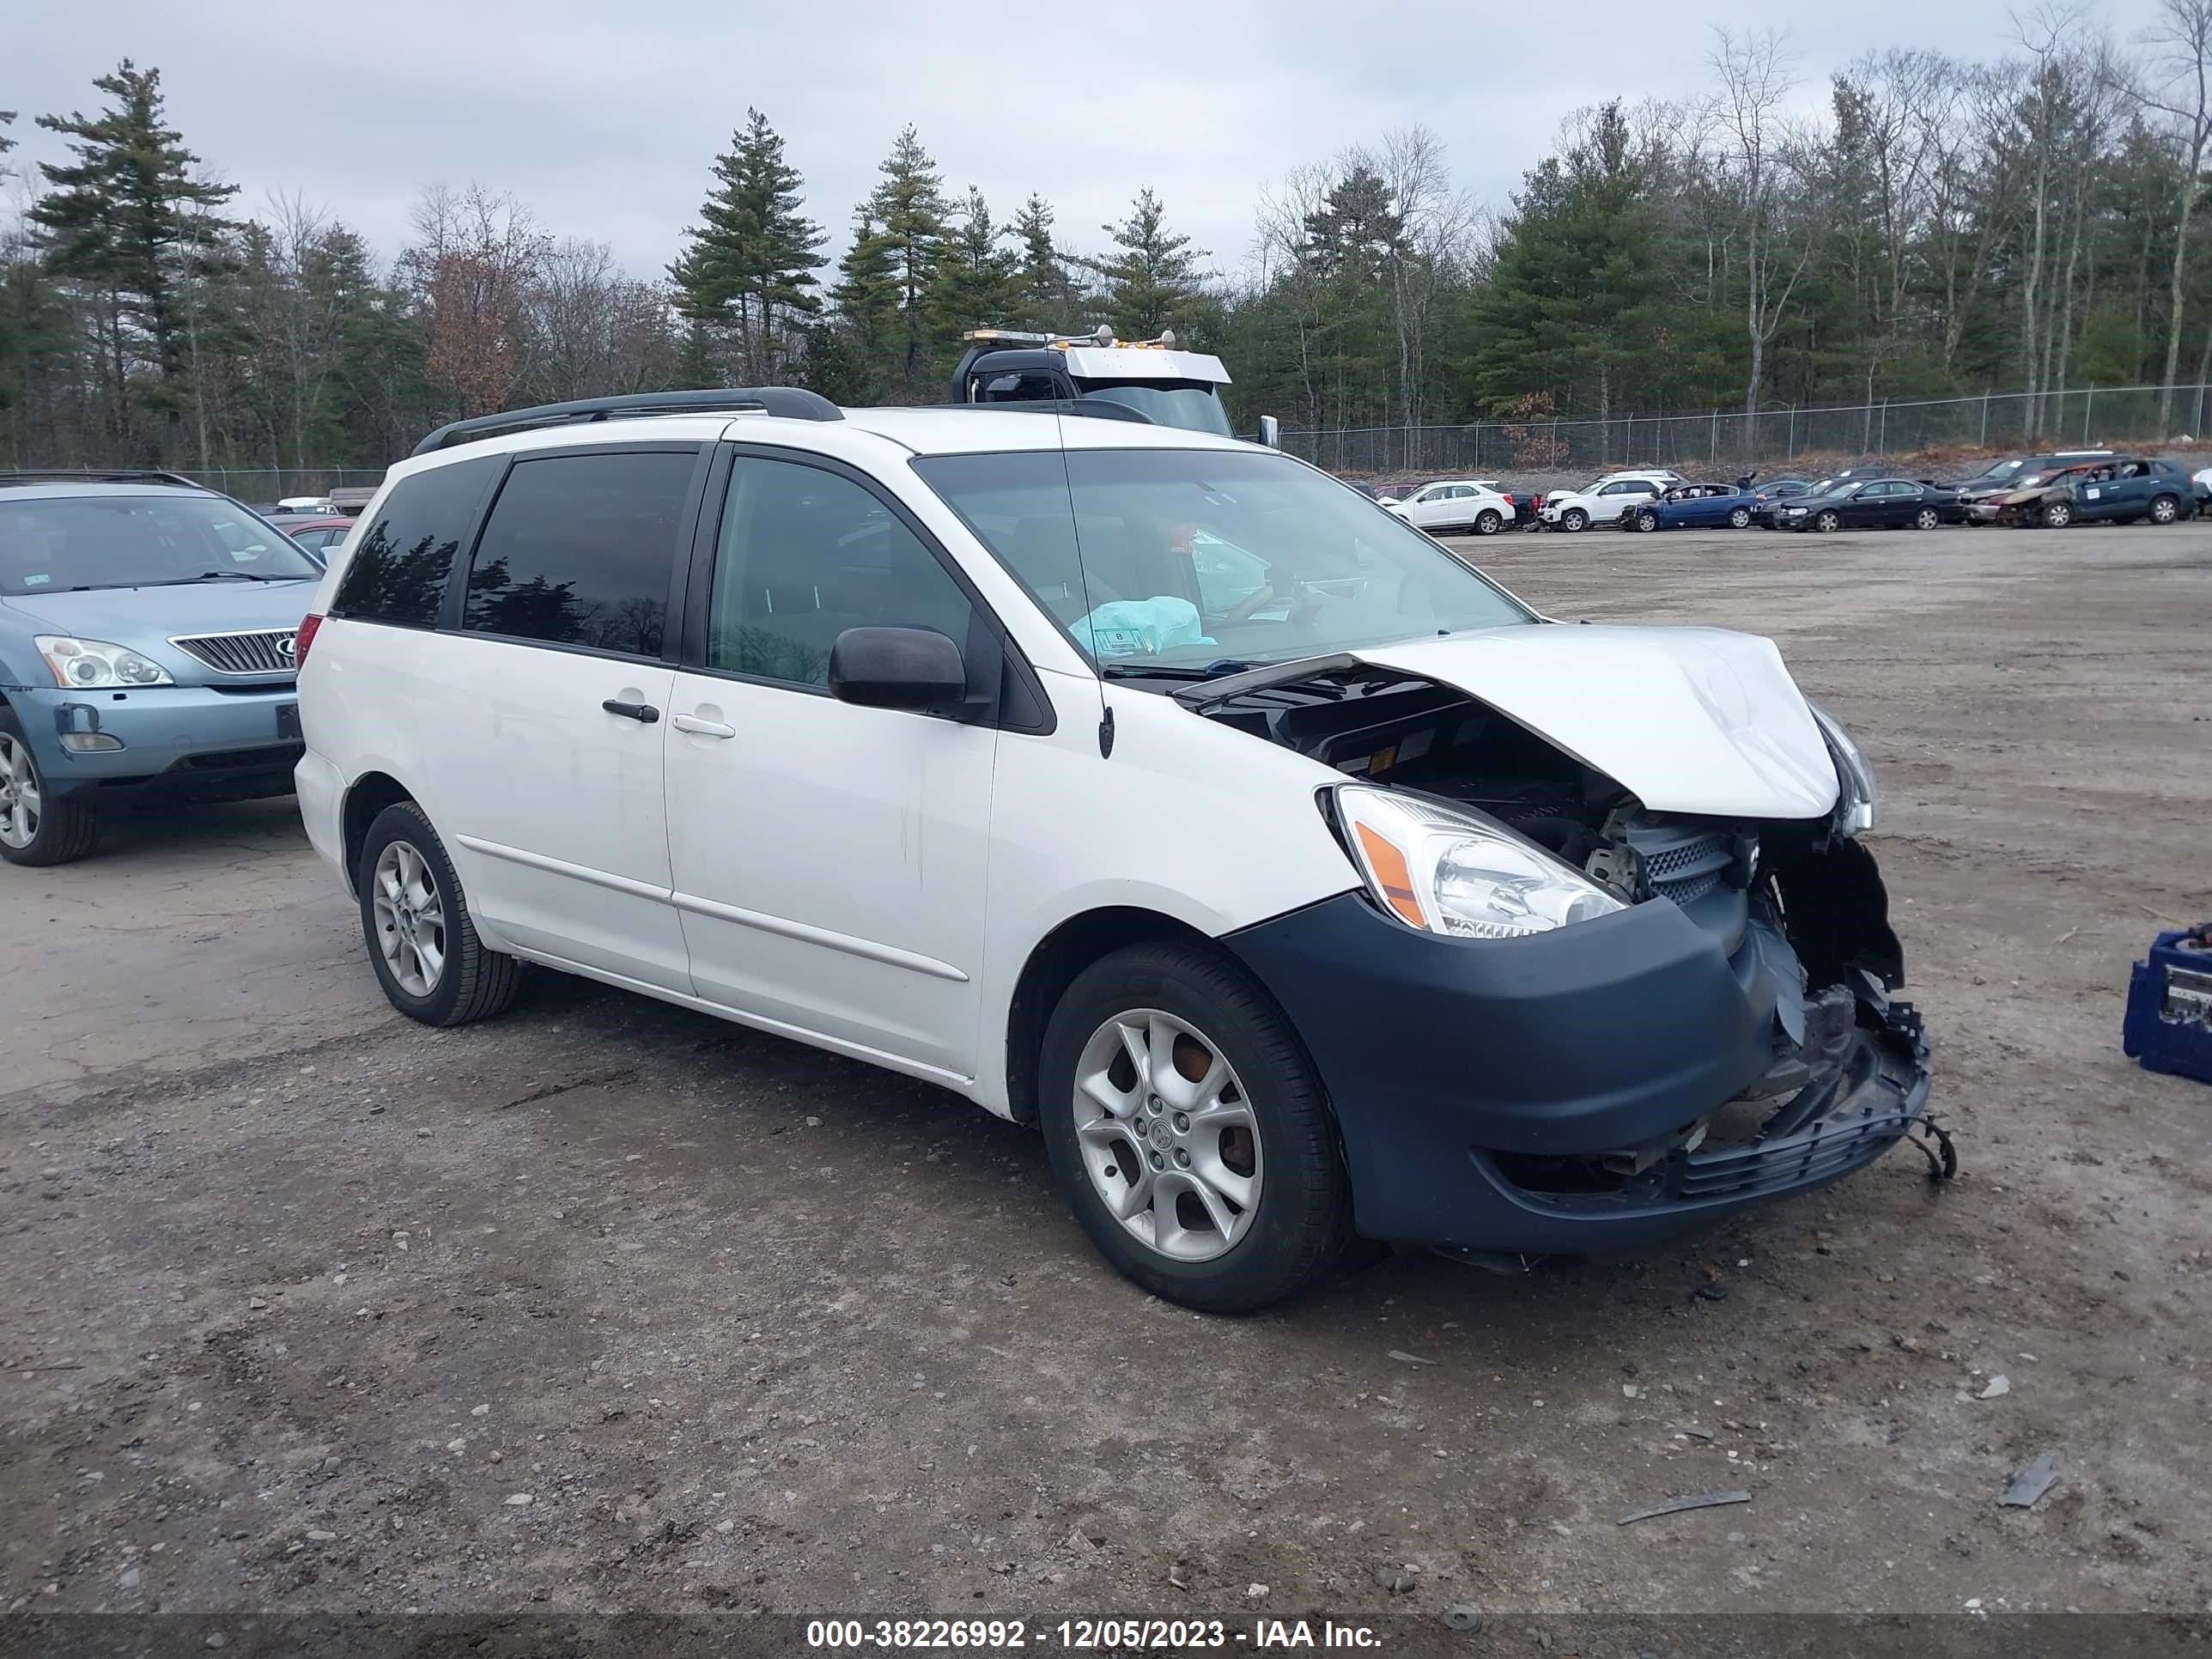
[1634,510,1658,532]
[1560,508,1588,532]
[2041,500,2072,528]
[1814,510,1841,533]
[356,800,524,1026]
[2149,492,2179,524]
[1729,506,1753,529]
[1038,940,1352,1313]
[1474,510,1502,536]
[1913,507,1941,531]
[0,710,100,867]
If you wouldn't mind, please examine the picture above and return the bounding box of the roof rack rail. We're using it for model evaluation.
[0,468,208,489]
[411,388,843,458]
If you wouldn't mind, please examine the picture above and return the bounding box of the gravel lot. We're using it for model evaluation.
[3,519,2208,1627]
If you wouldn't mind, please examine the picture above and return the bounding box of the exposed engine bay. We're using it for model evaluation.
[1175,657,1933,1204]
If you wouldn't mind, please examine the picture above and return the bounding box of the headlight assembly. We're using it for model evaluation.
[1333,785,1626,939]
[35,636,175,689]
[1808,702,1878,836]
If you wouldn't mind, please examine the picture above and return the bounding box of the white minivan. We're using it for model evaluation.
[295,391,1933,1311]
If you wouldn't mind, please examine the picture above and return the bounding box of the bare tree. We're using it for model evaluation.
[1708,27,1814,417]
[2125,0,2212,425]
[401,184,549,417]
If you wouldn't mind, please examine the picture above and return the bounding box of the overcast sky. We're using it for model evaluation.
[4,0,2173,288]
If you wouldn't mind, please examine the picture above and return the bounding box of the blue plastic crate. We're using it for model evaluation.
[2123,925,2212,1085]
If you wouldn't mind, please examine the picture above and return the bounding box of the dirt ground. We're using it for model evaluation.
[3,518,2209,1631]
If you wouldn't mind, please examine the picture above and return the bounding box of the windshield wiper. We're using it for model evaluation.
[189,568,290,582]
[1100,659,1264,681]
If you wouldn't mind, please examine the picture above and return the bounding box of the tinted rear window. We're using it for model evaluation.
[462,449,697,657]
[331,457,499,627]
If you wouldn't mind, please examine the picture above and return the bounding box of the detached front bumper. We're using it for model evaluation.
[3,683,302,801]
[1225,889,1935,1257]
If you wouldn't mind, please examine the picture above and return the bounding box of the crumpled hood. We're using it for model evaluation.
[1,580,318,640]
[1353,624,1840,819]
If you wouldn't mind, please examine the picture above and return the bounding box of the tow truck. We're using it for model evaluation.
[948,326,1279,447]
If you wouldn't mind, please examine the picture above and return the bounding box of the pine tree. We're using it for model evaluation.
[668,108,826,383]
[861,126,951,396]
[31,61,240,459]
[822,214,901,402]
[927,186,1019,351]
[1089,189,1205,341]
[1010,193,1076,330]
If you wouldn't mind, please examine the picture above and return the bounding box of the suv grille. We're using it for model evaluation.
[170,629,297,676]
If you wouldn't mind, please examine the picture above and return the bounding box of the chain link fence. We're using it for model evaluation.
[1280,384,2212,477]
[167,467,391,504]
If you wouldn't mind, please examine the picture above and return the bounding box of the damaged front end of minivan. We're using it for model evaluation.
[1194,635,1942,1264]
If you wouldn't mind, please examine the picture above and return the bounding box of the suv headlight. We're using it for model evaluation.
[35,635,175,689]
[1808,703,1877,836]
[1333,785,1626,939]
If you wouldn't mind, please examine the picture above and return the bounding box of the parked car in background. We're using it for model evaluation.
[0,471,322,865]
[1379,477,1517,536]
[1954,451,2118,520]
[283,516,356,560]
[276,495,341,514]
[1749,477,1814,526]
[1539,471,1684,532]
[1777,477,1964,532]
[1990,456,2194,527]
[1626,483,1754,532]
[295,389,1927,1312]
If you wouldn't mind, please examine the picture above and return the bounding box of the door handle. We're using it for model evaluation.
[601,699,659,723]
[672,712,736,738]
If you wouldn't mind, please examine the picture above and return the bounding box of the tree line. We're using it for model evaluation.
[5,4,2212,473]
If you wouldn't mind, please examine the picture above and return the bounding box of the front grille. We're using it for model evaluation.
[1635,825,1735,906]
[170,628,297,676]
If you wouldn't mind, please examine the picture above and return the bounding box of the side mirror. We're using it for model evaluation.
[1257,414,1281,448]
[829,626,966,709]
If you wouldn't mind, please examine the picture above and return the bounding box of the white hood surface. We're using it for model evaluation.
[1354,625,1841,820]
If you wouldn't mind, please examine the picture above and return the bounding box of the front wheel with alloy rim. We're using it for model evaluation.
[1634,510,1659,532]
[1039,940,1352,1312]
[0,712,99,866]
[1559,507,1589,532]
[1814,509,1842,533]
[1729,506,1753,528]
[2042,501,2072,528]
[1913,507,1941,530]
[356,800,525,1025]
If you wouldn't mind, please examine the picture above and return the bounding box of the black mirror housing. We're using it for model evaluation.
[829,626,967,709]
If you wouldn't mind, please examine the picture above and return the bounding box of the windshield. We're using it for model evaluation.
[0,495,320,596]
[913,447,1535,672]
[1073,382,1235,438]
[1974,459,2029,480]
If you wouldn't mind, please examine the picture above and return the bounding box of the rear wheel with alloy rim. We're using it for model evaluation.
[2042,501,2072,528]
[1039,940,1352,1312]
[0,713,99,866]
[356,800,524,1024]
[1913,507,1941,530]
[1474,509,1501,535]
[1815,509,1841,533]
[1729,506,1753,528]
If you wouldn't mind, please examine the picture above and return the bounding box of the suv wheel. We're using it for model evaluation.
[1560,507,1589,532]
[1039,941,1352,1313]
[0,712,99,867]
[1474,509,1502,536]
[2149,492,2179,524]
[357,800,524,1025]
[2042,500,2072,528]
[1729,505,1753,528]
